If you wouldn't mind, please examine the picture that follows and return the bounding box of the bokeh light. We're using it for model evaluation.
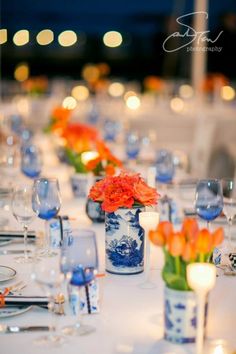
[126,95,141,110]
[13,30,29,46]
[58,30,77,47]
[103,31,123,48]
[36,29,54,45]
[71,85,89,101]
[0,29,7,44]
[14,63,29,82]
[170,97,184,112]
[82,64,100,83]
[179,84,194,99]
[108,82,125,97]
[220,86,235,101]
[62,96,77,109]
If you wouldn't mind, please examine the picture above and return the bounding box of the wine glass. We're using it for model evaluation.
[31,257,65,346]
[21,144,42,178]
[32,178,61,257]
[11,184,36,263]
[155,149,175,185]
[60,229,98,336]
[221,178,236,251]
[195,179,223,230]
[125,132,140,161]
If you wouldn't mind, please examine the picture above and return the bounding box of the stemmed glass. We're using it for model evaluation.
[155,149,175,186]
[11,184,36,263]
[60,229,98,336]
[195,179,223,230]
[21,144,42,178]
[125,132,140,162]
[31,257,65,346]
[221,178,236,251]
[138,212,159,289]
[32,178,61,257]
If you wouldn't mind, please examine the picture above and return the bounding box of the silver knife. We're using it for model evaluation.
[0,325,52,333]
[0,250,32,255]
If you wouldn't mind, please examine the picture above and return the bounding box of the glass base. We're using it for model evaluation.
[38,248,57,257]
[62,324,95,336]
[14,255,36,264]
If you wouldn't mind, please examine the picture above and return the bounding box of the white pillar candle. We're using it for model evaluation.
[187,263,216,354]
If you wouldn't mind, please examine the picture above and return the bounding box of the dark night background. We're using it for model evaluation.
[1,0,236,81]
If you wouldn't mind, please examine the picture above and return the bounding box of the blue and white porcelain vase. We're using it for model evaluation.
[86,198,105,223]
[70,173,88,198]
[86,176,105,223]
[105,206,144,275]
[164,287,208,344]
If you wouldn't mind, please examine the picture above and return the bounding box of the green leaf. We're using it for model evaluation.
[65,149,87,173]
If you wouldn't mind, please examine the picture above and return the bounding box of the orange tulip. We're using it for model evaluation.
[212,227,224,247]
[157,221,174,242]
[168,232,186,257]
[181,218,199,242]
[195,229,213,254]
[149,230,166,247]
[182,242,197,262]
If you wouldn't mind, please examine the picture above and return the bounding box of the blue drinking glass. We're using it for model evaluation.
[32,178,61,256]
[155,149,175,184]
[125,132,140,160]
[103,119,120,142]
[21,144,42,178]
[60,229,98,336]
[195,179,223,229]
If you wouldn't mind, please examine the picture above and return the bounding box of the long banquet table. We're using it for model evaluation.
[0,135,236,354]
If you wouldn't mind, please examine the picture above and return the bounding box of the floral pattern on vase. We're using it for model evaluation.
[105,207,144,275]
[86,198,105,223]
[164,287,208,344]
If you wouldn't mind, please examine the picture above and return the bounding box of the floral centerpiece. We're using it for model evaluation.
[89,171,159,274]
[45,106,72,135]
[62,123,98,174]
[22,76,48,96]
[149,218,224,343]
[86,141,122,177]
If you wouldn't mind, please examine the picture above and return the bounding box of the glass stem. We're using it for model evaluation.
[228,218,233,250]
[207,221,210,231]
[23,225,28,261]
[44,220,50,252]
[145,232,150,282]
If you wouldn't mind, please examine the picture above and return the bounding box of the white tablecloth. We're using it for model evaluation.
[0,135,236,354]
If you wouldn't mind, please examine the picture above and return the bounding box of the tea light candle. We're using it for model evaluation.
[139,211,159,288]
[206,340,232,354]
[187,263,216,354]
[81,151,99,165]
